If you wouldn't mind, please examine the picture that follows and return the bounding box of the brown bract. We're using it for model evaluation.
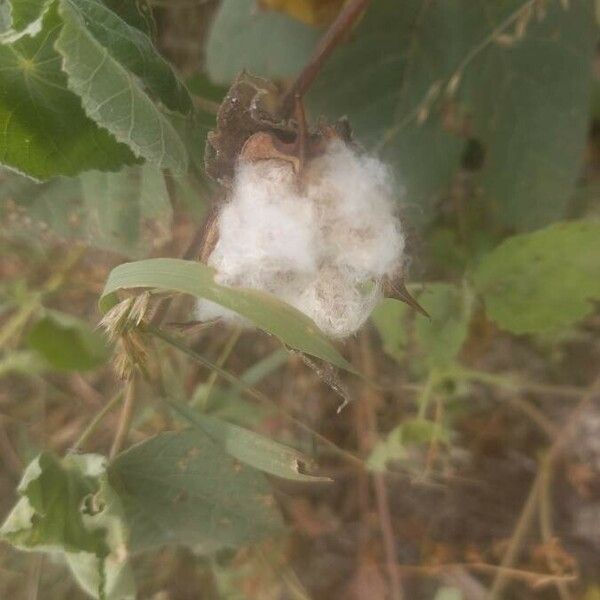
[204,71,354,187]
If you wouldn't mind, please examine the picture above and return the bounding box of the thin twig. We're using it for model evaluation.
[538,460,574,600]
[458,368,586,400]
[281,0,372,116]
[70,390,125,453]
[109,376,137,459]
[395,561,576,589]
[198,325,243,408]
[26,554,43,600]
[488,377,600,599]
[359,331,404,600]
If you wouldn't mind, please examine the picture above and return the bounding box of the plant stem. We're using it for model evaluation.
[150,326,365,469]
[281,0,372,116]
[197,325,243,409]
[70,390,125,452]
[417,371,437,420]
[454,367,585,399]
[358,330,404,600]
[0,245,85,350]
[109,376,138,459]
[538,459,573,600]
[0,295,40,350]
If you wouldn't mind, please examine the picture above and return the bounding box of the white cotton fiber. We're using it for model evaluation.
[306,142,405,279]
[196,140,406,338]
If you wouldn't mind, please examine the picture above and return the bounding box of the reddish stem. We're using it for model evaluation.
[281,0,372,116]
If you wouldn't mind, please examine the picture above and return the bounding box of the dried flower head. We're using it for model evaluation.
[99,292,151,378]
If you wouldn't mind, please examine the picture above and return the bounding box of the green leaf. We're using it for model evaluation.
[63,0,191,114]
[56,0,189,173]
[100,258,355,373]
[108,430,284,553]
[460,3,594,229]
[27,309,110,371]
[309,0,594,229]
[66,472,136,600]
[79,163,172,256]
[101,0,156,37]
[1,452,106,554]
[372,284,472,370]
[1,453,135,600]
[368,418,449,473]
[1,164,172,257]
[0,3,136,179]
[473,220,600,334]
[414,283,472,370]
[0,0,53,42]
[371,298,410,362]
[201,348,287,425]
[166,397,329,482]
[205,0,319,85]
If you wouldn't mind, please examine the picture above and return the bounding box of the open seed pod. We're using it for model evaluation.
[199,72,425,338]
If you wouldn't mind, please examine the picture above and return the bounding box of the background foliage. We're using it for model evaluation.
[1,0,600,599]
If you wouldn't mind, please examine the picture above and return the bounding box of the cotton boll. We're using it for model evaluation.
[198,139,407,338]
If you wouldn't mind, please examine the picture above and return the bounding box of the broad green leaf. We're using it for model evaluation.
[56,0,189,173]
[166,396,329,481]
[309,0,594,229]
[108,430,284,553]
[66,472,136,600]
[63,0,191,115]
[79,162,172,256]
[205,0,319,85]
[459,2,594,229]
[27,309,110,371]
[473,220,600,334]
[0,2,10,32]
[0,0,53,42]
[0,3,136,179]
[0,453,105,554]
[100,258,355,372]
[102,0,156,37]
[1,164,172,257]
[414,283,472,370]
[371,298,410,362]
[1,453,135,600]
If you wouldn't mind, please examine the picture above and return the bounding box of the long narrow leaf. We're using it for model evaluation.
[100,258,355,372]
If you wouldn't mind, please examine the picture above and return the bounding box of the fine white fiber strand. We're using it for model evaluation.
[196,140,406,338]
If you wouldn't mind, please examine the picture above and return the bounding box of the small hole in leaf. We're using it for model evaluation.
[462,138,485,171]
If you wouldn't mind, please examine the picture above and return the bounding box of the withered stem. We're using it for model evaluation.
[294,95,308,174]
[282,0,372,116]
